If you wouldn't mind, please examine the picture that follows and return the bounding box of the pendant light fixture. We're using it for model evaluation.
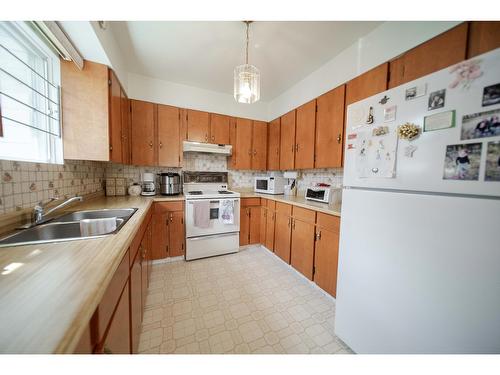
[234,21,260,104]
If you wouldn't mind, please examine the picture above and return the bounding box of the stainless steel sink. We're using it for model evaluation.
[52,208,137,223]
[0,208,137,248]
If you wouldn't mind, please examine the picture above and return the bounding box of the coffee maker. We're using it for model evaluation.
[140,172,156,196]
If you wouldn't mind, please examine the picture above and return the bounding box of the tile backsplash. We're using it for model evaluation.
[0,152,343,214]
[0,159,105,214]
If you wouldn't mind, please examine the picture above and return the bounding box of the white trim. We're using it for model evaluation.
[151,256,185,265]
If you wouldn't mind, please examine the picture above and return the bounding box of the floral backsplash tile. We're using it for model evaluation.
[0,159,105,214]
[0,152,343,214]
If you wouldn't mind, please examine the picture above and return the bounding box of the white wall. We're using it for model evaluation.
[127,73,269,121]
[267,21,461,120]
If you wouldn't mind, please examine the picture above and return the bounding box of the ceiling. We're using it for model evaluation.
[109,21,382,101]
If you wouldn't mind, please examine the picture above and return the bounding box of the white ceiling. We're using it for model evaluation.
[109,21,382,101]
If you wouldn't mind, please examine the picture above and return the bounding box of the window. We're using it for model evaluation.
[0,21,62,164]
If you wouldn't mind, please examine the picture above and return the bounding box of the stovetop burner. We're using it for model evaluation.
[188,191,203,195]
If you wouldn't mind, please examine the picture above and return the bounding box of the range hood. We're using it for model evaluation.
[183,141,232,155]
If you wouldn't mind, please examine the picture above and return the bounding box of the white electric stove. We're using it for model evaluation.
[183,172,240,261]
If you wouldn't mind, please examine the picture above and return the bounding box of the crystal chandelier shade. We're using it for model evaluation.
[234,21,260,104]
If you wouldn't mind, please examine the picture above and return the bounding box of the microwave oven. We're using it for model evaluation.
[305,186,332,204]
[254,176,285,195]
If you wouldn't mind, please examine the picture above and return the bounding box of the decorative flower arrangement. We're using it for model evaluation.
[397,122,421,141]
[449,59,483,90]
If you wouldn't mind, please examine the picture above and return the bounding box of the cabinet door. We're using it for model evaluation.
[102,283,130,354]
[274,212,292,263]
[151,210,168,260]
[314,227,339,298]
[267,118,280,170]
[290,219,315,280]
[158,104,181,167]
[168,211,185,257]
[131,100,155,166]
[120,89,131,164]
[345,63,388,106]
[315,85,345,168]
[295,100,316,169]
[249,206,261,244]
[240,207,250,246]
[130,251,142,353]
[234,118,253,170]
[279,110,296,170]
[467,21,500,58]
[210,113,230,144]
[252,120,268,170]
[109,70,122,163]
[390,23,468,88]
[140,240,148,312]
[260,207,267,245]
[265,209,275,251]
[186,109,210,143]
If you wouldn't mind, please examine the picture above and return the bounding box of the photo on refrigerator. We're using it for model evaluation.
[485,141,500,182]
[461,108,500,140]
[443,142,482,181]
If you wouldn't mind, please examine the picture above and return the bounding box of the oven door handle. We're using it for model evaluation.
[187,232,239,241]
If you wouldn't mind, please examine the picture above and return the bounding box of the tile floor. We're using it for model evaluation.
[138,246,354,354]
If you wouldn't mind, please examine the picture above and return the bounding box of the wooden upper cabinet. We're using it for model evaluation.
[295,100,316,169]
[346,63,388,107]
[120,89,131,164]
[61,60,110,161]
[267,118,280,170]
[279,110,296,170]
[233,118,253,170]
[109,70,122,163]
[131,100,156,166]
[252,120,267,170]
[467,21,500,58]
[186,109,210,143]
[389,23,468,88]
[315,85,345,168]
[210,113,230,144]
[157,104,181,167]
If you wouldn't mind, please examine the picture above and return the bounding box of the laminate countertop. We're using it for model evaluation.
[0,194,184,354]
[237,191,342,217]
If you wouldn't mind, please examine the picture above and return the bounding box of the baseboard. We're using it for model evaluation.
[152,256,184,265]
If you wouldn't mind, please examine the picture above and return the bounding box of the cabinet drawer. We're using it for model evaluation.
[241,197,261,207]
[292,206,316,223]
[316,212,340,232]
[96,249,130,343]
[154,201,184,213]
[275,202,292,215]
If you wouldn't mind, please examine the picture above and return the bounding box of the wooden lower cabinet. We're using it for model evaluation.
[240,198,261,246]
[101,282,130,354]
[265,201,276,251]
[313,226,340,298]
[290,218,316,280]
[152,201,185,259]
[129,248,142,354]
[260,206,267,245]
[274,203,292,263]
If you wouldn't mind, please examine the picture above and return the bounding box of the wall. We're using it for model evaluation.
[127,73,269,121]
[0,160,105,214]
[267,21,461,120]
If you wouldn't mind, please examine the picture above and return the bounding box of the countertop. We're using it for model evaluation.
[0,194,183,354]
[237,191,342,217]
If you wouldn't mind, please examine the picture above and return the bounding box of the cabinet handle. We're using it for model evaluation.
[276,148,279,155]
[337,133,342,144]
[103,345,113,354]
[211,135,215,142]
[248,150,252,155]
[205,134,208,142]
[291,144,294,153]
[159,141,163,148]
[170,214,173,222]
[109,145,113,151]
[149,141,153,148]
[316,231,322,241]
[253,150,257,156]
[287,217,291,227]
[295,144,299,152]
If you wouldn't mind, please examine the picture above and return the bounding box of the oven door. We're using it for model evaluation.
[185,198,240,238]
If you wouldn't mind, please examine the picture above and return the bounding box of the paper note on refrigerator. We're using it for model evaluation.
[355,130,398,178]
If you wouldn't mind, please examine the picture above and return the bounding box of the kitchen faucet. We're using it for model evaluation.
[32,196,83,225]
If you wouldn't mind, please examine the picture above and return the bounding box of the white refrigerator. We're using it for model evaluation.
[335,48,500,353]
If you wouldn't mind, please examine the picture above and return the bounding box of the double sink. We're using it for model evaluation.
[0,208,137,248]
